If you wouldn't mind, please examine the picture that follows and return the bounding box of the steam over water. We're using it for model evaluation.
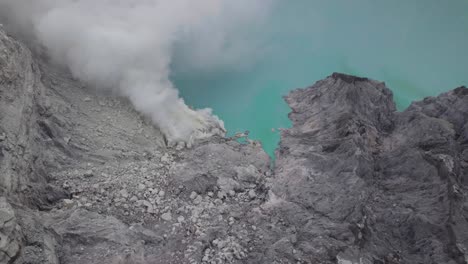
[173,0,468,155]
[0,0,273,146]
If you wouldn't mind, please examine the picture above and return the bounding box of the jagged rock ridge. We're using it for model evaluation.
[1,26,468,264]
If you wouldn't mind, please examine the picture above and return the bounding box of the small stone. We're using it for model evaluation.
[176,142,186,150]
[130,196,138,202]
[228,190,236,197]
[135,200,154,213]
[251,225,257,231]
[83,97,92,102]
[62,181,71,189]
[158,190,165,197]
[177,216,185,223]
[155,197,162,205]
[214,199,223,206]
[120,189,129,198]
[83,170,94,178]
[63,199,74,208]
[207,192,214,197]
[161,212,172,221]
[216,239,227,249]
[142,200,152,208]
[0,133,6,141]
[138,183,146,190]
[248,190,256,199]
[193,195,203,205]
[189,192,198,200]
[462,149,468,162]
[147,205,155,214]
[217,191,227,199]
[160,153,171,163]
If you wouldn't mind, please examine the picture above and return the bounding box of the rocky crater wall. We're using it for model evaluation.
[1,27,468,264]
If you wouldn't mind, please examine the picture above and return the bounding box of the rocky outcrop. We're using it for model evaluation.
[273,73,468,263]
[1,25,468,264]
[0,24,46,202]
[0,197,20,263]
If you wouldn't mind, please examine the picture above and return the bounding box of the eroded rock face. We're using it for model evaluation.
[0,25,43,199]
[1,25,468,264]
[0,197,20,263]
[273,73,468,263]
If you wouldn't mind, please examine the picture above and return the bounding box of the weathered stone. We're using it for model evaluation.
[0,198,20,263]
[161,212,172,221]
[83,170,94,178]
[193,195,203,205]
[62,199,75,208]
[119,189,129,198]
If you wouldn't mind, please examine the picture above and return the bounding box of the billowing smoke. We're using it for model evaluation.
[0,0,274,146]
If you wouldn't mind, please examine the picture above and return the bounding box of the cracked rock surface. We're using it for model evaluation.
[1,27,468,264]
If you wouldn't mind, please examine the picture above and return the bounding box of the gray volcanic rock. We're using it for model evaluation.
[0,197,20,263]
[1,24,468,264]
[273,73,468,263]
[168,137,270,195]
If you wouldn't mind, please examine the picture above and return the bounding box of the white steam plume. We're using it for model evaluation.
[0,0,274,146]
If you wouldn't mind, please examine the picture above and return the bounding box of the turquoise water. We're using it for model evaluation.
[172,0,468,156]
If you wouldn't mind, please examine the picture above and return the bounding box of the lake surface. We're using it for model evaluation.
[173,0,468,156]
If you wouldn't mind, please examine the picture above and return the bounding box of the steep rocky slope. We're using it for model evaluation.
[273,73,468,264]
[1,27,468,264]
